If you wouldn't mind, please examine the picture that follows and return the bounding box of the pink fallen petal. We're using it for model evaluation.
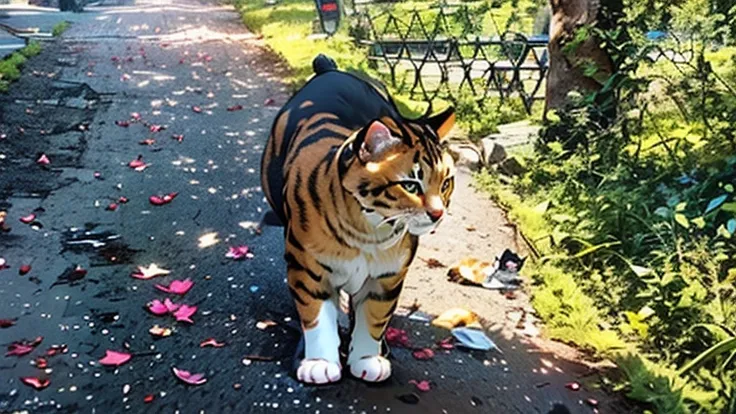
[128,156,148,171]
[264,98,275,106]
[149,192,177,206]
[21,377,50,390]
[6,343,34,357]
[171,134,184,142]
[199,338,225,348]
[147,299,169,315]
[131,112,141,120]
[409,380,431,392]
[149,124,165,133]
[37,154,50,165]
[173,305,197,324]
[172,367,206,385]
[227,104,243,112]
[163,298,180,313]
[565,382,581,391]
[106,203,118,211]
[19,264,31,275]
[98,350,132,366]
[192,105,202,113]
[115,120,130,127]
[155,279,193,295]
[20,214,36,224]
[225,246,252,260]
[385,327,410,347]
[0,318,16,328]
[412,348,435,360]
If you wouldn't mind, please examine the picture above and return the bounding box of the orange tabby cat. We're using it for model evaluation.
[260,55,455,384]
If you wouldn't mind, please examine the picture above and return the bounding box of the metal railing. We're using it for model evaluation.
[350,3,549,113]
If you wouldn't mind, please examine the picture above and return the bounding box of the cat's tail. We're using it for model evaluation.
[312,54,337,75]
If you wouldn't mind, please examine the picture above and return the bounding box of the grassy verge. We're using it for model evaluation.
[52,21,71,37]
[0,40,42,93]
[474,44,736,413]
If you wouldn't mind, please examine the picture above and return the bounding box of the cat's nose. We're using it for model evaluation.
[427,209,444,223]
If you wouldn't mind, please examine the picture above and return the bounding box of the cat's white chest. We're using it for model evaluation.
[324,249,408,295]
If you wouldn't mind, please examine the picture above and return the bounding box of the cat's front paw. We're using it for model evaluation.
[349,355,391,382]
[297,359,342,384]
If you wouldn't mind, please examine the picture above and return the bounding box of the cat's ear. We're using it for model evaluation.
[426,106,455,140]
[354,121,402,163]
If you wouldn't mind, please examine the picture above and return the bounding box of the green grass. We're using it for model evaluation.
[0,40,42,93]
[52,21,71,37]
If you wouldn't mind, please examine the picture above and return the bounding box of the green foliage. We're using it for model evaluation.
[477,1,736,412]
[52,21,71,37]
[0,42,40,93]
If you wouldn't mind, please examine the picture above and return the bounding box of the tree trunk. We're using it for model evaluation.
[544,0,623,117]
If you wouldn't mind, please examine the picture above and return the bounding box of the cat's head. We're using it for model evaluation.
[341,106,456,236]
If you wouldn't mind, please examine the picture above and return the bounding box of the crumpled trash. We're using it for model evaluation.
[447,249,525,290]
[451,327,499,352]
[431,308,481,330]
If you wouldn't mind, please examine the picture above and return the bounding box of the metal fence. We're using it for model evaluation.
[349,3,549,113]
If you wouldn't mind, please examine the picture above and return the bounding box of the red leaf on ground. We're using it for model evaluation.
[118,196,129,204]
[227,104,243,112]
[144,394,155,403]
[19,264,31,275]
[6,343,34,356]
[171,134,184,142]
[21,377,50,390]
[437,337,454,350]
[6,336,42,356]
[73,265,87,277]
[149,192,177,206]
[385,327,410,347]
[34,357,48,369]
[409,380,431,392]
[20,213,36,224]
[173,305,197,324]
[172,367,206,385]
[115,120,130,127]
[98,350,132,366]
[191,105,202,113]
[106,203,118,211]
[199,338,225,348]
[128,155,148,171]
[154,279,193,295]
[412,348,435,360]
[225,246,253,260]
[0,319,16,328]
[37,154,50,165]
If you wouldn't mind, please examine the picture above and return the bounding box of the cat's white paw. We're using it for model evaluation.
[349,355,392,382]
[297,359,342,384]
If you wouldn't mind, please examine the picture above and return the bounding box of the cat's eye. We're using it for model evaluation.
[401,181,421,194]
[441,177,453,192]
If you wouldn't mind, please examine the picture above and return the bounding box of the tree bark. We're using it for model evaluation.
[544,0,623,117]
